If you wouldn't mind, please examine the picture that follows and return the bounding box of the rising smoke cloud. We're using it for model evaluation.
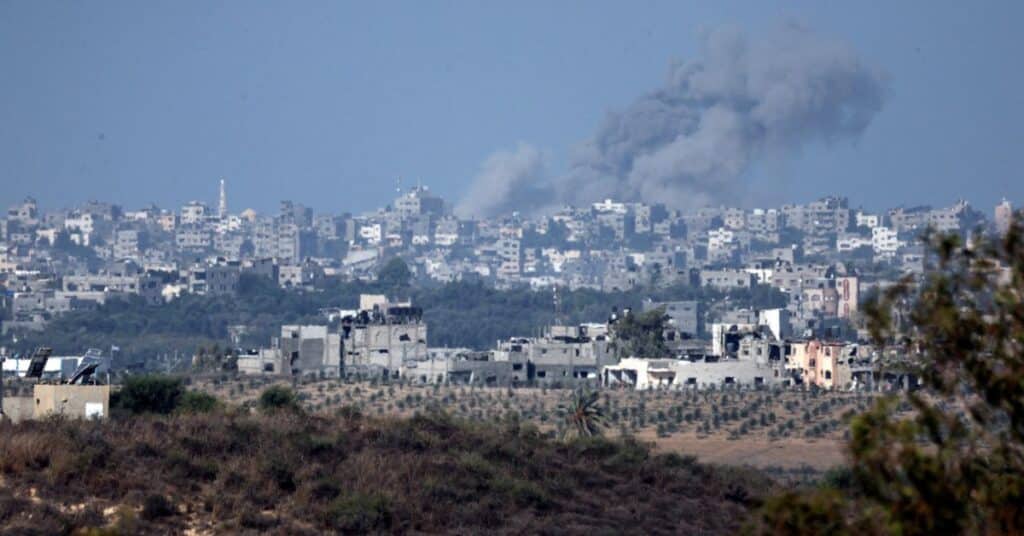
[457,22,886,218]
[455,142,552,218]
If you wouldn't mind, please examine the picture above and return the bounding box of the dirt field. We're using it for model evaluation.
[195,374,872,475]
[638,432,846,470]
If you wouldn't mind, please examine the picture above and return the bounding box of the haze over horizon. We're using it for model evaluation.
[2,1,1022,215]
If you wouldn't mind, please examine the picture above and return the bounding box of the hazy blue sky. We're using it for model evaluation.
[1,1,1021,215]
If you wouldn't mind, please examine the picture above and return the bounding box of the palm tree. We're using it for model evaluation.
[560,388,607,439]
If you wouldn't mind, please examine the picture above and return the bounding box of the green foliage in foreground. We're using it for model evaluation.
[750,218,1024,534]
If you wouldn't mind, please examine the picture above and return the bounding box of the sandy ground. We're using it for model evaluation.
[637,431,846,470]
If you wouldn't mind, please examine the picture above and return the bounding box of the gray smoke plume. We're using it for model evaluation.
[458,22,886,218]
[455,142,551,218]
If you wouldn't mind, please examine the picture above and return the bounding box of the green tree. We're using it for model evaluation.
[113,375,184,415]
[752,219,1024,534]
[613,307,670,357]
[378,257,412,288]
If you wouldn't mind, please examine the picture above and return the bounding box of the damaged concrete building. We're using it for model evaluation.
[237,325,341,377]
[340,294,427,378]
[491,323,617,385]
[603,346,789,390]
[402,348,516,385]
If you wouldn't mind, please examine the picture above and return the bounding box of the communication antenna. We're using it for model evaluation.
[395,177,402,195]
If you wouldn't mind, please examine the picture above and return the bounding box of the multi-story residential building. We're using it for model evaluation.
[180,201,209,225]
[746,208,779,237]
[643,299,703,337]
[871,226,901,258]
[723,207,746,230]
[394,185,445,218]
[783,196,850,235]
[855,211,880,229]
[769,263,831,292]
[836,232,872,253]
[495,230,522,281]
[7,198,38,226]
[836,276,859,319]
[927,201,969,233]
[113,229,144,261]
[62,268,163,304]
[64,212,95,241]
[341,295,428,377]
[156,211,176,232]
[707,227,737,261]
[175,225,212,251]
[887,206,931,232]
[699,269,755,290]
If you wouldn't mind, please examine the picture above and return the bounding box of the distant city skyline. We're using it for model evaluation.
[5,182,1013,223]
[2,2,1022,215]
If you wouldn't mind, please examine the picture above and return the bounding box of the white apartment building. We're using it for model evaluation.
[592,199,627,214]
[64,212,94,236]
[855,211,880,229]
[708,227,736,256]
[872,226,902,256]
[358,223,382,245]
[180,201,209,225]
[837,233,872,253]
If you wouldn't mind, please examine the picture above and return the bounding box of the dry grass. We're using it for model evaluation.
[0,407,774,534]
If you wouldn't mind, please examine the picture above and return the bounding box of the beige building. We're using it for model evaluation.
[32,384,110,419]
[788,341,854,389]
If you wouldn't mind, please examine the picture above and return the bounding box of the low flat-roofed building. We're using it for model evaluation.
[33,384,110,419]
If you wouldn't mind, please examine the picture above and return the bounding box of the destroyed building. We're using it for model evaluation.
[492,323,616,385]
[340,294,427,377]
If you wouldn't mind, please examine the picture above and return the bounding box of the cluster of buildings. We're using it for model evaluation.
[0,180,1015,355]
[233,291,908,393]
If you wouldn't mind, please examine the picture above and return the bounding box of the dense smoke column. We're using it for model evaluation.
[459,22,886,218]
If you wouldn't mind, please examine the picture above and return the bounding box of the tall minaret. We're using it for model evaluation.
[218,178,227,219]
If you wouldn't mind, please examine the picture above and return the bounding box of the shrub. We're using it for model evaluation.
[113,375,184,415]
[177,391,220,414]
[140,493,175,521]
[258,385,300,413]
[327,492,392,532]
